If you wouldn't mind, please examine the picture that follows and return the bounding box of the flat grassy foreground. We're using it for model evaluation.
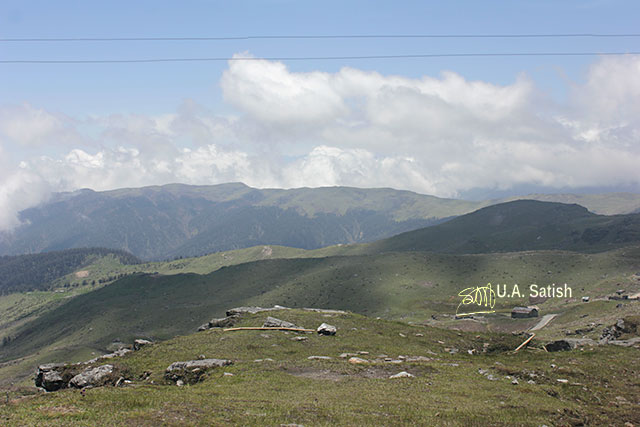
[1,310,639,426]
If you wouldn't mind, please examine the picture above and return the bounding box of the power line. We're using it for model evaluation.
[2,52,640,64]
[2,33,640,42]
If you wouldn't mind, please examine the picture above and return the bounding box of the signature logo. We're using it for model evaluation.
[456,283,496,317]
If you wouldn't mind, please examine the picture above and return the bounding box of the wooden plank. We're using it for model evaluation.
[514,333,535,353]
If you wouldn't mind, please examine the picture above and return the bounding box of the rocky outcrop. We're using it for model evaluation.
[545,338,596,352]
[35,363,71,392]
[317,323,337,335]
[165,359,233,385]
[263,317,300,329]
[600,318,637,344]
[198,315,240,331]
[69,365,116,389]
[544,340,573,352]
[35,362,124,391]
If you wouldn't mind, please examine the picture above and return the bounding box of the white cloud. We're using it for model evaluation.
[0,103,78,147]
[1,54,640,231]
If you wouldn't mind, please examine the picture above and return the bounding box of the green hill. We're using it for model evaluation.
[3,245,640,386]
[0,248,140,294]
[367,200,640,254]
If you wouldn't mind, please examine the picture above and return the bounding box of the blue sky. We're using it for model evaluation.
[1,0,640,229]
[3,0,639,113]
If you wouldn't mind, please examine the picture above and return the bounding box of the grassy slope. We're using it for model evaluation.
[1,310,638,426]
[366,200,640,254]
[2,247,640,386]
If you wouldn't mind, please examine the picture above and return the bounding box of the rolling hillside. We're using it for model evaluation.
[0,183,475,260]
[2,245,640,385]
[367,200,640,254]
[3,309,639,426]
[2,182,640,261]
[0,248,140,294]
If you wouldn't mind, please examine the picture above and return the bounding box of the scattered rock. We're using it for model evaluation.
[357,351,369,355]
[528,380,536,384]
[389,371,414,379]
[263,317,300,329]
[69,365,115,389]
[544,340,573,352]
[415,333,424,337]
[223,372,234,377]
[600,318,636,344]
[308,356,332,360]
[511,379,519,385]
[292,336,307,341]
[133,339,152,351]
[339,353,358,358]
[399,333,407,338]
[348,357,369,365]
[176,379,184,387]
[165,359,233,384]
[557,379,569,384]
[317,323,337,336]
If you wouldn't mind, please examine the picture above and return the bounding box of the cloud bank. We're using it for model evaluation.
[1,54,639,230]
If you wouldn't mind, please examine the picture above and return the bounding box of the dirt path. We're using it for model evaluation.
[529,313,558,331]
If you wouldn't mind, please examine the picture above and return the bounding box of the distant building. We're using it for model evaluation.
[511,306,539,318]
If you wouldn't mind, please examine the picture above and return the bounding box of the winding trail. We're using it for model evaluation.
[529,313,558,331]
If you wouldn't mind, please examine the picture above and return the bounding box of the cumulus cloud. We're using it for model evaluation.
[1,54,640,231]
[0,103,80,147]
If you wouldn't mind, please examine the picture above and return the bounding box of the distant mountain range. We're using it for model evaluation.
[2,182,640,260]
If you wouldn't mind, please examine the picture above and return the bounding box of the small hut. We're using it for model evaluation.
[511,306,539,318]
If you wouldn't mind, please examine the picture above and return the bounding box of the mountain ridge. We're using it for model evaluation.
[3,183,640,260]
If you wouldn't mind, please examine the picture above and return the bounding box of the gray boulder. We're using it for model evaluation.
[209,315,240,328]
[262,316,300,329]
[69,365,115,389]
[165,359,233,384]
[35,364,68,392]
[544,340,574,352]
[317,323,337,335]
